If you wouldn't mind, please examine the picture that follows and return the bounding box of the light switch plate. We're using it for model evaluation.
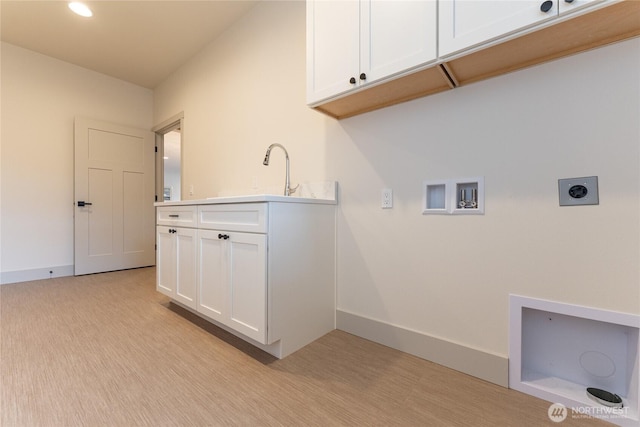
[558,176,599,206]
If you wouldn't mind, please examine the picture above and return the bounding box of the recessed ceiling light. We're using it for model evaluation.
[68,2,93,18]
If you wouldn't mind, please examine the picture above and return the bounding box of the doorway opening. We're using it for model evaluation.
[162,130,181,201]
[153,113,183,202]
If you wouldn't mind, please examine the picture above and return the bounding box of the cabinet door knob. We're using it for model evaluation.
[218,233,229,240]
[540,0,553,12]
[349,77,356,84]
[359,73,367,81]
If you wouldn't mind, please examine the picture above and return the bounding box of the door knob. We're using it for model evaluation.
[359,73,367,81]
[349,77,356,84]
[540,0,553,12]
[77,201,93,207]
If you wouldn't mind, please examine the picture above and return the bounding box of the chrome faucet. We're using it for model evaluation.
[263,143,298,196]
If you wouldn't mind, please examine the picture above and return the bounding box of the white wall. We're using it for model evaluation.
[154,1,330,199]
[0,42,153,282]
[157,1,639,380]
[331,38,640,356]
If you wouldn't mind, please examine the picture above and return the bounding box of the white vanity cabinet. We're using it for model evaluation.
[306,0,437,104]
[156,206,197,309]
[156,196,336,359]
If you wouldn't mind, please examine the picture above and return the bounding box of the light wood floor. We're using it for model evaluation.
[1,267,609,426]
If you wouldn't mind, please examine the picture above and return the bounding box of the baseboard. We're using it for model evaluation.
[0,265,74,285]
[336,309,509,387]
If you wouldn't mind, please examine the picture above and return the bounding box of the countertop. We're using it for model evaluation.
[156,181,338,207]
[155,194,337,207]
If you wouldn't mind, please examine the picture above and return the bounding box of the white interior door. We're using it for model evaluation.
[74,117,155,275]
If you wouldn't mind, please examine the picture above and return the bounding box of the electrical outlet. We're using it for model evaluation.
[381,188,393,209]
[558,176,598,206]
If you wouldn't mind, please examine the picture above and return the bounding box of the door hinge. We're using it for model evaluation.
[155,195,158,202]
[155,146,158,153]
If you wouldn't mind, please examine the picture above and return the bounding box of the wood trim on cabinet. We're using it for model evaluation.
[313,65,452,119]
[311,0,640,120]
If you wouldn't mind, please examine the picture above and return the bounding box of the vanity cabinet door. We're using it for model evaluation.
[226,232,267,344]
[156,226,197,309]
[439,0,558,57]
[197,229,268,344]
[197,229,228,324]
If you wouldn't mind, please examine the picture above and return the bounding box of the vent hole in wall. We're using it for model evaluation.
[579,350,616,378]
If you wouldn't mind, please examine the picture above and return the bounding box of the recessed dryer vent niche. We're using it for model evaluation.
[509,295,639,426]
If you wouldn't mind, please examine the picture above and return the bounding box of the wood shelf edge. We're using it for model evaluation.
[312,65,452,120]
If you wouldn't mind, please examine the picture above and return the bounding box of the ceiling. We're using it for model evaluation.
[0,1,259,89]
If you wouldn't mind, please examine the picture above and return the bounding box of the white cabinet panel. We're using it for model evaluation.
[439,0,558,57]
[175,229,197,308]
[227,233,267,343]
[307,0,437,104]
[157,206,197,227]
[198,203,267,233]
[362,0,437,82]
[306,0,360,103]
[197,230,267,344]
[197,230,227,324]
[156,225,197,309]
[559,0,603,15]
[156,226,175,297]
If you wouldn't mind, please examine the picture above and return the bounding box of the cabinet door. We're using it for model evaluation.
[174,228,196,309]
[227,232,267,344]
[559,0,603,15]
[361,0,437,83]
[306,0,360,104]
[156,226,176,298]
[197,229,227,324]
[439,0,558,57]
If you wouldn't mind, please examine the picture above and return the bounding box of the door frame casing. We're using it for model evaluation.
[152,112,184,203]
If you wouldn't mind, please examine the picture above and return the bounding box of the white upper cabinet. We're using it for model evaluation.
[439,0,559,58]
[361,1,437,86]
[307,0,360,103]
[307,0,437,105]
[558,0,603,15]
